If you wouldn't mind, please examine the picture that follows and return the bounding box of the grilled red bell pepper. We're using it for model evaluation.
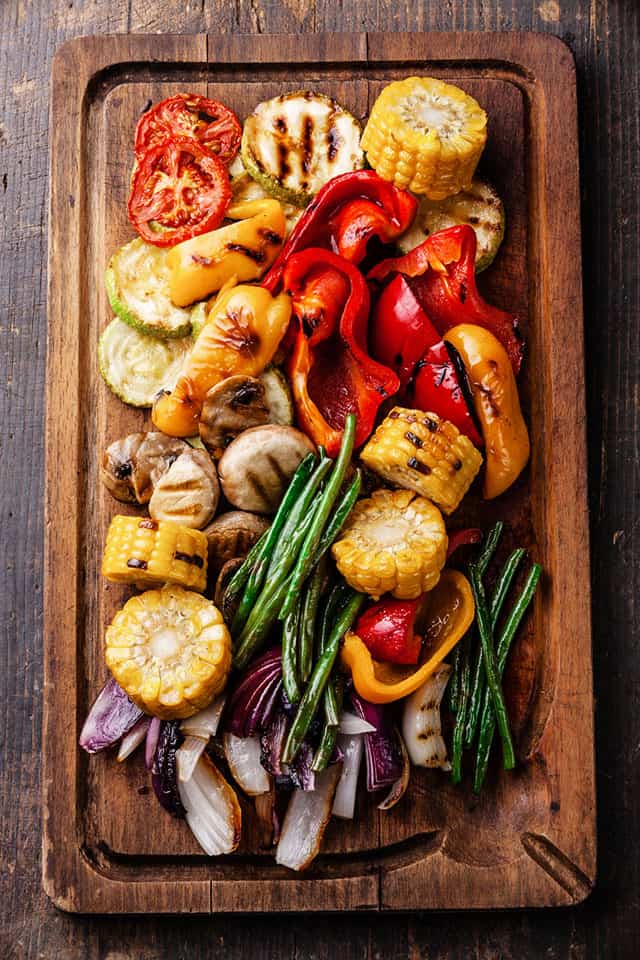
[370,274,440,387]
[283,248,400,456]
[354,596,423,666]
[446,527,482,558]
[263,170,418,294]
[411,341,484,447]
[368,224,523,373]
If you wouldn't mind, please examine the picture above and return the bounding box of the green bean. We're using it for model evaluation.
[473,563,542,793]
[230,452,316,634]
[282,589,364,764]
[446,642,462,713]
[469,562,515,771]
[464,548,526,748]
[476,521,504,578]
[279,414,357,621]
[312,679,344,772]
[451,632,472,784]
[299,556,326,683]
[317,582,350,726]
[224,531,268,610]
[310,470,361,566]
[281,600,301,704]
[233,574,292,671]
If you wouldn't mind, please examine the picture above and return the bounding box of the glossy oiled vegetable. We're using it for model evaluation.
[105,585,232,720]
[444,324,530,499]
[98,318,193,407]
[361,77,487,198]
[360,407,483,515]
[166,198,286,307]
[152,282,291,437]
[149,448,220,530]
[402,664,452,768]
[101,432,188,504]
[102,515,208,592]
[332,488,447,600]
[341,570,474,703]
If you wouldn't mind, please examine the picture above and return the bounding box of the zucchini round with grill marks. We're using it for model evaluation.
[241,91,364,207]
[105,237,196,338]
[397,178,505,272]
[98,318,193,408]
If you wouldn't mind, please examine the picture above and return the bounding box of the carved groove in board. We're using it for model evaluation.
[521,832,594,903]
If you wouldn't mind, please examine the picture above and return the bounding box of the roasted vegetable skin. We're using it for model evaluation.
[105,585,231,719]
[102,515,208,592]
[444,324,529,499]
[360,407,483,515]
[241,91,364,207]
[332,488,447,600]
[361,77,487,199]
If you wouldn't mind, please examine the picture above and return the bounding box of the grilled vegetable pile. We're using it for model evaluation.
[85,80,542,871]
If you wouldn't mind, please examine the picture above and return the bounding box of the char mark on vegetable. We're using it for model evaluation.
[407,457,431,475]
[225,242,266,264]
[302,115,314,173]
[405,431,423,448]
[139,519,158,530]
[127,558,148,570]
[174,551,205,568]
[191,253,213,266]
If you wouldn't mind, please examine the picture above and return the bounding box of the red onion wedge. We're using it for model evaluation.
[350,693,403,791]
[223,733,271,796]
[227,647,283,738]
[79,677,142,754]
[117,716,151,762]
[275,763,342,871]
[178,754,242,856]
[180,694,226,740]
[402,663,452,770]
[145,716,162,770]
[177,735,207,783]
[338,710,376,736]
[332,733,363,820]
[151,721,186,818]
[378,729,410,811]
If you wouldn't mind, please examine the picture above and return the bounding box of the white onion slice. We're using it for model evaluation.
[223,732,270,796]
[332,733,363,820]
[254,787,276,848]
[338,710,377,736]
[177,735,207,782]
[276,763,341,871]
[177,753,241,856]
[378,729,410,810]
[402,663,452,770]
[117,716,151,762]
[180,694,226,739]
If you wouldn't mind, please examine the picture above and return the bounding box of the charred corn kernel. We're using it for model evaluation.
[105,585,231,719]
[102,515,208,592]
[361,77,487,199]
[332,488,447,600]
[360,408,483,515]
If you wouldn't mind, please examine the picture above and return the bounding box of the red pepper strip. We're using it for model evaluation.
[263,170,418,294]
[354,597,423,666]
[446,528,483,559]
[284,248,400,456]
[411,341,484,447]
[370,274,441,387]
[368,225,523,373]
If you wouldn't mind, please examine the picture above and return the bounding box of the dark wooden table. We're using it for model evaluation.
[1,1,638,956]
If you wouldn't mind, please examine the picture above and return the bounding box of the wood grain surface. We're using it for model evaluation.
[1,0,638,956]
[44,30,593,916]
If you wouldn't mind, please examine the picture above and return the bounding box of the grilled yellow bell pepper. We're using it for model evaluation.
[152,282,291,437]
[167,198,286,307]
[444,324,530,499]
[341,569,474,703]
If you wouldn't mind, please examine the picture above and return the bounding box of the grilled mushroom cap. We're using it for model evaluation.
[149,448,220,529]
[214,557,245,624]
[218,425,316,514]
[101,432,188,504]
[202,510,270,581]
[199,375,270,458]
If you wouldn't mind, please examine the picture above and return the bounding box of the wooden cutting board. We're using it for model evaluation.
[44,31,595,913]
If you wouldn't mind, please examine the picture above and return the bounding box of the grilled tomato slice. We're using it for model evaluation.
[135,94,242,166]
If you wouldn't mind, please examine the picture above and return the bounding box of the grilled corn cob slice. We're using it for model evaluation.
[361,77,487,199]
[332,488,447,600]
[105,585,231,718]
[360,408,482,515]
[102,515,208,592]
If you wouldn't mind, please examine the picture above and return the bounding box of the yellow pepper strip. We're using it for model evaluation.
[152,282,291,437]
[444,324,530,500]
[167,198,287,307]
[341,569,474,704]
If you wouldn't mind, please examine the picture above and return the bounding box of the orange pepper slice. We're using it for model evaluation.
[341,569,474,704]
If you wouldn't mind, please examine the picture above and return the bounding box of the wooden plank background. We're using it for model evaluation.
[0,0,637,956]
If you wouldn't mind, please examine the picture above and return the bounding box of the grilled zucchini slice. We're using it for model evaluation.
[99,318,192,408]
[397,178,505,272]
[105,237,194,339]
[241,91,364,207]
